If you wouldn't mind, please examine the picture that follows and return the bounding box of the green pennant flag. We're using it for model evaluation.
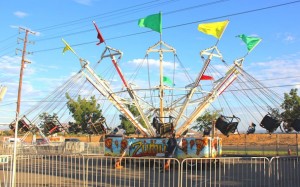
[237,34,262,52]
[138,12,162,33]
[163,76,173,86]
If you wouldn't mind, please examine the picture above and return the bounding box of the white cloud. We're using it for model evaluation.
[284,35,295,42]
[128,58,179,70]
[14,11,28,18]
[0,56,22,76]
[9,25,19,29]
[74,0,93,5]
[0,55,39,103]
[246,53,300,93]
[251,59,300,79]
[0,56,35,78]
[276,32,296,43]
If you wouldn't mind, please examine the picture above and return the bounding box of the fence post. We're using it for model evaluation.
[244,134,247,155]
[276,134,279,156]
[296,133,299,156]
[10,111,18,187]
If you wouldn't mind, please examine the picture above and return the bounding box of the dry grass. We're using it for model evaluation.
[218,133,300,146]
[3,133,298,146]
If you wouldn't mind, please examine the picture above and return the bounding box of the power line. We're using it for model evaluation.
[32,0,300,54]
[35,0,179,32]
[34,0,228,42]
[0,33,18,43]
[0,0,183,57]
[0,0,178,53]
[165,0,300,29]
[227,83,300,92]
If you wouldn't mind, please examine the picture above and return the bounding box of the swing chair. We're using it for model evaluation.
[152,116,174,137]
[215,115,240,137]
[88,116,107,134]
[291,118,300,132]
[42,115,66,135]
[203,127,211,136]
[9,117,39,134]
[260,114,281,134]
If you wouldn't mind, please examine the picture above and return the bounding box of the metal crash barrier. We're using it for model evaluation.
[1,155,300,186]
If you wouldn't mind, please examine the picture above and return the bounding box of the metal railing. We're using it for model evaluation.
[0,155,12,187]
[181,157,270,187]
[269,157,300,187]
[1,155,300,187]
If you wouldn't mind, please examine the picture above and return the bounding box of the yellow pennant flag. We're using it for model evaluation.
[0,86,7,101]
[198,20,229,39]
[62,38,77,55]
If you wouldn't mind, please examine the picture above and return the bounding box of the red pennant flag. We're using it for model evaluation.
[200,75,214,80]
[93,21,105,45]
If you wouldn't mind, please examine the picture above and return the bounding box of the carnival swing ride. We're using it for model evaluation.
[9,13,300,158]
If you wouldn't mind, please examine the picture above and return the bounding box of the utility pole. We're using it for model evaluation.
[12,27,35,187]
[15,27,35,115]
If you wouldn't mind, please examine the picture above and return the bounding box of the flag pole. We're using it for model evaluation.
[158,11,165,123]
[198,20,226,83]
[243,51,250,58]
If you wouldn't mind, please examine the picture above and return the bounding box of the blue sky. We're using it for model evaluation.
[0,0,300,132]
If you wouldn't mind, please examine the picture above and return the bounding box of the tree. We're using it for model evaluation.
[192,110,220,135]
[66,93,103,133]
[119,104,145,135]
[280,88,300,132]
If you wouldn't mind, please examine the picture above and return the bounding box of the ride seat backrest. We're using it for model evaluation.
[45,122,60,135]
[9,122,14,130]
[228,122,238,133]
[158,122,173,135]
[18,119,30,132]
[260,115,280,132]
[90,122,106,134]
[216,116,229,135]
[291,119,300,132]
[152,117,159,129]
[203,127,211,136]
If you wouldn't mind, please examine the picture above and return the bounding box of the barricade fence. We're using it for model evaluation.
[181,157,270,187]
[0,155,12,187]
[0,142,105,155]
[269,157,300,187]
[1,155,300,187]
